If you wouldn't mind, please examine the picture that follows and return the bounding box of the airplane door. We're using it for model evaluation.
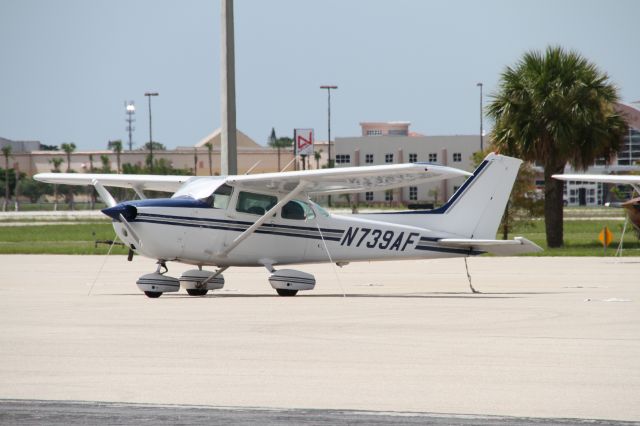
[272,200,311,262]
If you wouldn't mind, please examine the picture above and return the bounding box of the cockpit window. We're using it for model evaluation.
[199,184,233,209]
[236,191,277,215]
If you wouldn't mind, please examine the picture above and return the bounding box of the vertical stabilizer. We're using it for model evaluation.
[431,153,522,239]
[367,154,522,239]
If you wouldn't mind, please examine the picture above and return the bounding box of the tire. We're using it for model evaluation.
[144,291,162,298]
[276,289,298,297]
[186,288,209,296]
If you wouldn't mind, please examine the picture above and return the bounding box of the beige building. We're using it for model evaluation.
[335,122,481,205]
[5,129,296,177]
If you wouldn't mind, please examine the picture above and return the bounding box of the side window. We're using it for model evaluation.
[236,191,277,215]
[281,201,305,220]
[281,200,312,220]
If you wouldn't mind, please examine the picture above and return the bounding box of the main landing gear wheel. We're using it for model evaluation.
[276,289,298,297]
[137,261,180,299]
[186,288,209,296]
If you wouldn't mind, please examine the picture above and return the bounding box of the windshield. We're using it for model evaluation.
[199,184,233,209]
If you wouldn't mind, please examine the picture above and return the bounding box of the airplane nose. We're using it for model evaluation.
[101,203,138,221]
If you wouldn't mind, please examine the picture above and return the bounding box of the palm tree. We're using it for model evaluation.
[49,157,64,211]
[61,142,76,172]
[314,150,322,169]
[268,132,294,172]
[2,145,12,211]
[205,142,213,175]
[487,46,627,247]
[100,155,111,173]
[193,147,198,175]
[267,128,280,171]
[108,140,123,173]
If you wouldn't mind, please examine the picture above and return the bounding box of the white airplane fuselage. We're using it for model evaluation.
[109,199,474,268]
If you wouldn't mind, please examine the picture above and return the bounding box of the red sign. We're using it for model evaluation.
[294,128,314,156]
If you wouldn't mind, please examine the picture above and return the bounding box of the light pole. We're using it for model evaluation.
[476,82,483,152]
[320,85,338,168]
[144,92,159,172]
[221,0,237,176]
[125,101,135,151]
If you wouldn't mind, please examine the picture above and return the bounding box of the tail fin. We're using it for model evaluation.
[425,153,522,239]
[371,153,522,239]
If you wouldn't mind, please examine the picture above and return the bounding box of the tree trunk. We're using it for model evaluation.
[544,160,566,248]
[14,169,19,211]
[277,147,281,172]
[3,166,8,212]
[502,201,510,240]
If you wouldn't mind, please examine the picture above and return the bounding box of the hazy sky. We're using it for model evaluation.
[1,0,638,150]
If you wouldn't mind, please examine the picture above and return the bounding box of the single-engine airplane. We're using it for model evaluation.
[35,153,541,298]
[553,173,640,233]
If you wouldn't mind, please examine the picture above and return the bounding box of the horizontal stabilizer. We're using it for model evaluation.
[438,237,542,255]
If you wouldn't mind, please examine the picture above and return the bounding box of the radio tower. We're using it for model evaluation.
[125,101,136,151]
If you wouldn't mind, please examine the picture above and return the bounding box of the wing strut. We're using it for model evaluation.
[218,181,309,257]
[132,186,147,200]
[91,179,117,208]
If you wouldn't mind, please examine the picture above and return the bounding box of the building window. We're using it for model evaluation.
[388,129,408,136]
[365,154,374,164]
[385,153,394,163]
[409,153,417,163]
[365,191,373,201]
[366,129,382,136]
[428,153,437,162]
[385,190,393,201]
[453,152,462,162]
[335,154,351,164]
[409,186,418,201]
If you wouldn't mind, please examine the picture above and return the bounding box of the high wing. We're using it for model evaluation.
[34,162,471,199]
[225,163,472,195]
[553,174,640,192]
[34,173,193,193]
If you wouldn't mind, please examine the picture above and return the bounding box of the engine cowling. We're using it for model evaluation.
[179,269,225,290]
[268,269,316,292]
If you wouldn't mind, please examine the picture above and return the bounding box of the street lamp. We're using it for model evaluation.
[144,92,159,172]
[320,85,338,168]
[125,101,135,151]
[476,82,483,152]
